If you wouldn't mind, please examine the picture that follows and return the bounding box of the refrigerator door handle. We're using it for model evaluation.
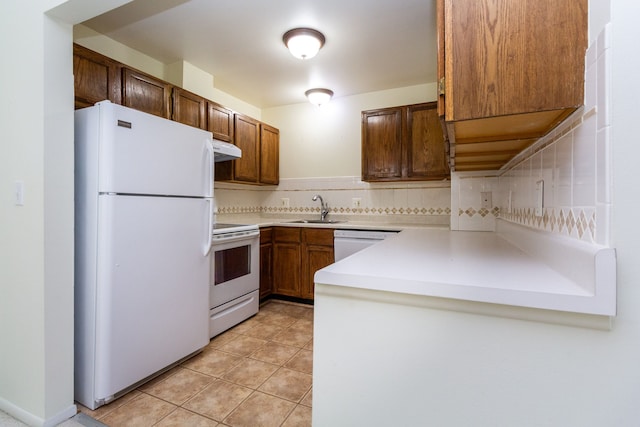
[206,138,214,197]
[203,139,214,257]
[204,198,213,256]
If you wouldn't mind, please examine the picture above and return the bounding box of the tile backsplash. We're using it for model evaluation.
[451,23,613,246]
[215,177,451,225]
[450,173,500,232]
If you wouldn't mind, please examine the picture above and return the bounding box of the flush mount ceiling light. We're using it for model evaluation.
[283,28,326,60]
[305,88,334,106]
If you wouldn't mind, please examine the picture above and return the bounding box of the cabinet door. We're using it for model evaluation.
[406,103,449,179]
[233,114,260,183]
[122,68,172,119]
[301,245,333,300]
[273,242,301,297]
[444,0,586,121]
[207,102,234,142]
[259,228,273,299]
[273,228,302,297]
[301,228,335,300]
[260,124,280,185]
[172,88,206,129]
[362,108,403,181]
[73,44,121,109]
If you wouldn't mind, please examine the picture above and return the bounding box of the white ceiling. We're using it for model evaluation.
[81,0,438,108]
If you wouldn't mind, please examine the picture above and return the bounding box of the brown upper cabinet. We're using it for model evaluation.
[233,114,261,183]
[216,114,260,183]
[172,88,206,129]
[207,101,234,142]
[74,44,171,119]
[259,124,280,185]
[216,115,280,185]
[438,0,587,171]
[362,102,449,182]
[122,68,172,119]
[73,44,122,109]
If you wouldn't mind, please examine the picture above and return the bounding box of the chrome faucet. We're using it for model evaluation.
[312,194,329,221]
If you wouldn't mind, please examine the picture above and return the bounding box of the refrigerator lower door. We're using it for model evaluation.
[93,194,209,402]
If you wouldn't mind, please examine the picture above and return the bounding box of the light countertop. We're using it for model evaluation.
[315,225,616,318]
[218,214,616,319]
[215,214,448,231]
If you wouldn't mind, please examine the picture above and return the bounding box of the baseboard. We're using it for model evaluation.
[262,294,314,306]
[0,397,77,427]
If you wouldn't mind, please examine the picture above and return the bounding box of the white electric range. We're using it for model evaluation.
[209,223,260,338]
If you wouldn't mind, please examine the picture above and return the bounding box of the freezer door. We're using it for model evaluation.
[93,194,210,400]
[95,102,214,197]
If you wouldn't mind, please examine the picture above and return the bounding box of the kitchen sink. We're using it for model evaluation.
[288,219,344,224]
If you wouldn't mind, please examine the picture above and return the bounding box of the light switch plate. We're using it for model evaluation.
[15,181,24,206]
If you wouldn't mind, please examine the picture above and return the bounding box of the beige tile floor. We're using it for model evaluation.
[78,300,314,427]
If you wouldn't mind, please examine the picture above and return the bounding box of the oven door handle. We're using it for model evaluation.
[212,231,259,245]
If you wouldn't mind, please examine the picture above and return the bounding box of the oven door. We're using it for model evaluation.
[209,231,259,309]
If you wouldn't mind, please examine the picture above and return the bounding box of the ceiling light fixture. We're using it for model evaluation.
[283,28,326,60]
[305,88,334,106]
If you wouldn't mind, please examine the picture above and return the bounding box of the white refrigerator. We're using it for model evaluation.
[74,101,213,409]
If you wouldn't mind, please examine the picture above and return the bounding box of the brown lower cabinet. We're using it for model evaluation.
[264,226,334,301]
[259,228,273,299]
[300,228,335,300]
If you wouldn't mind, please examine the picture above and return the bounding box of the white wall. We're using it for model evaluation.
[1,4,48,421]
[0,2,132,426]
[262,83,438,178]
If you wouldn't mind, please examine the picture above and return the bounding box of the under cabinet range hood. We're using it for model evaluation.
[212,139,241,162]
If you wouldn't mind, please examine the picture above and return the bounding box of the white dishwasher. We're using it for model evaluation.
[334,229,399,262]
